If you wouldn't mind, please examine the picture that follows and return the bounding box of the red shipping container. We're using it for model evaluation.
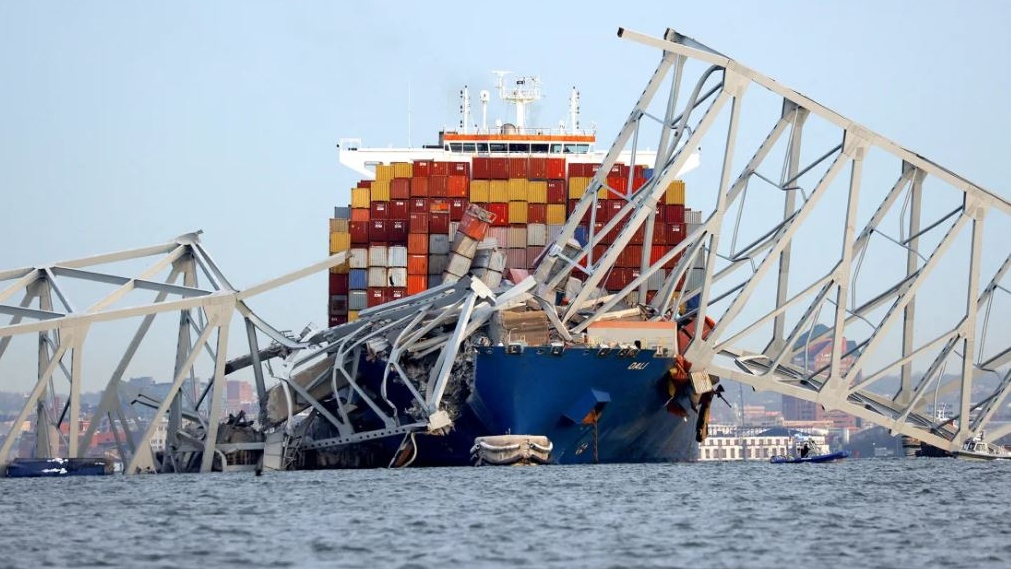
[448,161,470,176]
[588,163,603,177]
[488,157,509,179]
[650,245,668,265]
[429,198,449,213]
[350,221,369,244]
[368,219,388,242]
[388,199,408,220]
[408,233,429,255]
[592,244,609,262]
[606,175,628,196]
[607,200,625,223]
[663,204,686,224]
[431,161,450,176]
[407,275,427,295]
[429,175,448,198]
[410,177,429,197]
[430,212,450,234]
[409,197,428,213]
[546,158,566,180]
[632,176,648,191]
[610,163,630,178]
[413,160,432,178]
[622,245,644,268]
[652,222,668,245]
[390,178,411,199]
[357,180,373,189]
[529,157,548,179]
[508,156,529,179]
[527,203,547,224]
[472,157,492,179]
[407,254,428,275]
[486,203,509,226]
[447,175,469,198]
[329,273,350,295]
[593,222,618,245]
[449,198,468,221]
[546,180,566,204]
[329,315,348,327]
[666,222,686,244]
[526,246,544,268]
[458,214,489,241]
[595,201,613,223]
[629,224,645,245]
[408,212,429,234]
[370,201,388,219]
[367,287,387,308]
[634,164,647,177]
[351,208,370,222]
[388,220,408,244]
[390,287,407,302]
[605,267,633,290]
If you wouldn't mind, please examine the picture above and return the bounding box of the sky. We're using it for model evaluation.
[1,1,1010,390]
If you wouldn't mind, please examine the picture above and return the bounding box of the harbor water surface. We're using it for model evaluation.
[1,459,1007,568]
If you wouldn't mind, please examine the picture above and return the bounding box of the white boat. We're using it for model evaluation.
[952,436,1011,461]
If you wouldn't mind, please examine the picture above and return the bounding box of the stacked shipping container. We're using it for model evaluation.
[328,157,694,325]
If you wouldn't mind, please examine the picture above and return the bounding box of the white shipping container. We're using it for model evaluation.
[349,248,368,269]
[687,221,702,236]
[451,233,479,258]
[348,290,368,311]
[686,209,702,224]
[444,252,473,278]
[686,267,705,290]
[479,237,498,249]
[547,224,564,243]
[507,227,527,249]
[526,223,547,246]
[487,227,509,247]
[487,250,507,272]
[449,222,460,241]
[430,234,451,255]
[388,245,408,268]
[368,267,388,287]
[480,268,503,289]
[388,267,408,287]
[368,245,388,267]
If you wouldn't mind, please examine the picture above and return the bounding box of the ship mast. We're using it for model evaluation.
[494,71,541,132]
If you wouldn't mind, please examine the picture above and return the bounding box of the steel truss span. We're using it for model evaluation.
[535,28,1011,453]
[0,232,347,474]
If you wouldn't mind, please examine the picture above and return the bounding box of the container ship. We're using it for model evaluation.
[308,74,714,467]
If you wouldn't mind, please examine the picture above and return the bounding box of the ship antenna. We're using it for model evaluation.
[479,90,490,133]
[569,86,581,133]
[493,70,541,132]
[460,86,471,134]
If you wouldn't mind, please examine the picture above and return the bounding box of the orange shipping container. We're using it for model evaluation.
[410,176,429,197]
[351,208,370,222]
[408,232,429,254]
[407,274,427,295]
[447,175,469,198]
[407,254,428,275]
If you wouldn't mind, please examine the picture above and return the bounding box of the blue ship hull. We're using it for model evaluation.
[5,458,113,477]
[393,345,699,466]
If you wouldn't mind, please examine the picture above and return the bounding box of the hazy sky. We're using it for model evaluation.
[1,2,1009,388]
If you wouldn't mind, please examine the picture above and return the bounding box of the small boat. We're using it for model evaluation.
[952,436,1011,461]
[770,450,851,464]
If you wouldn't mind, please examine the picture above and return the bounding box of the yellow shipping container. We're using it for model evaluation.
[348,310,359,322]
[375,164,394,182]
[329,218,349,233]
[329,231,351,254]
[392,162,413,178]
[351,188,371,209]
[470,180,490,203]
[665,180,686,204]
[546,204,567,224]
[489,180,509,202]
[569,176,591,199]
[371,179,391,202]
[527,181,547,204]
[508,201,528,224]
[508,178,528,202]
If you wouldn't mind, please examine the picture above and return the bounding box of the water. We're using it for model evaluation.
[1,459,1008,568]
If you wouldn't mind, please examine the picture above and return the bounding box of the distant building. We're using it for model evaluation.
[782,328,861,431]
[698,424,830,461]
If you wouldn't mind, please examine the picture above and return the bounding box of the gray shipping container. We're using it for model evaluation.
[430,234,451,255]
[348,290,368,311]
[451,233,479,258]
[428,254,449,275]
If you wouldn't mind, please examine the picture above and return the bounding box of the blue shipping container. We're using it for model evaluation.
[349,269,368,289]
